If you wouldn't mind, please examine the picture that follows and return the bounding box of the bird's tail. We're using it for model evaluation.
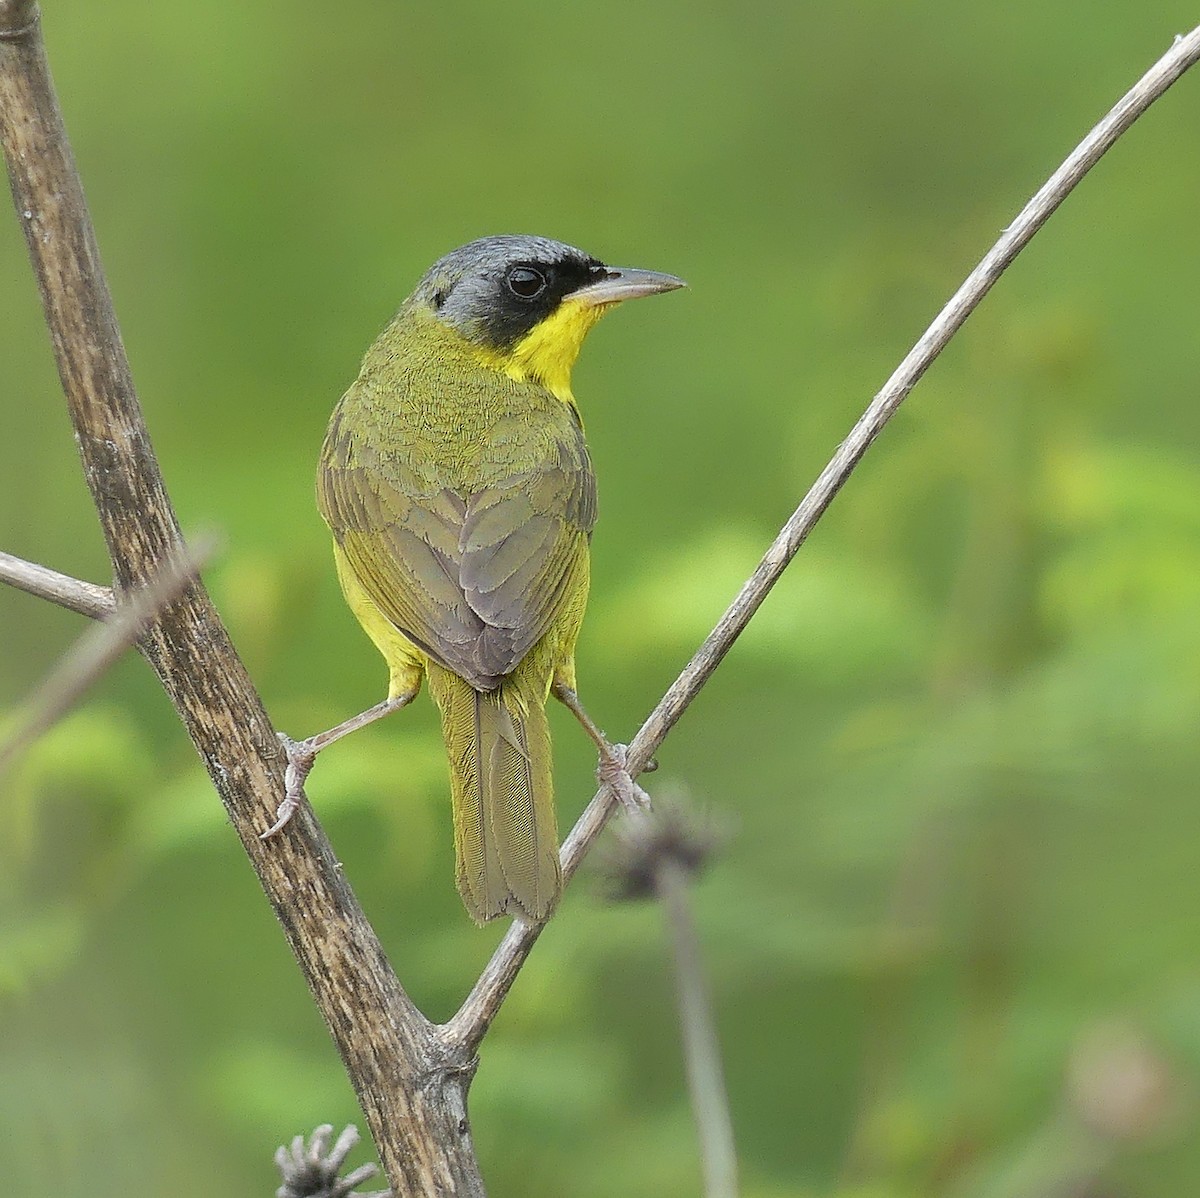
[426,661,561,923]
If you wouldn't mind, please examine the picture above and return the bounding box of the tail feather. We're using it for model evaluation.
[426,661,561,923]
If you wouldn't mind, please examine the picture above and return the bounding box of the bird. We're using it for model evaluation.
[275,235,684,923]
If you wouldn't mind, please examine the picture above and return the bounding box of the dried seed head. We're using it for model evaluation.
[273,1124,388,1198]
[598,786,729,902]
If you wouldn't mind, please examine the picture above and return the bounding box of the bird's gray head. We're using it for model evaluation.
[410,234,685,353]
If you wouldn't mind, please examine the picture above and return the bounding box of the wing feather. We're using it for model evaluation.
[319,394,595,691]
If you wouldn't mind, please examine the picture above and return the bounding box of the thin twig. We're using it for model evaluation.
[0,533,218,772]
[657,859,738,1198]
[599,798,740,1198]
[443,24,1200,1055]
[0,549,113,618]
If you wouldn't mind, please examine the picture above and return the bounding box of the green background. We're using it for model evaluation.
[4,2,1200,1195]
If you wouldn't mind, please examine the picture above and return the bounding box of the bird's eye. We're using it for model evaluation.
[506,266,548,299]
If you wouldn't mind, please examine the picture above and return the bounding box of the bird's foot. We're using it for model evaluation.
[260,732,319,839]
[261,695,414,840]
[597,742,652,815]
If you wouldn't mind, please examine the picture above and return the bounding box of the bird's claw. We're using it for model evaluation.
[261,732,318,840]
[597,743,652,814]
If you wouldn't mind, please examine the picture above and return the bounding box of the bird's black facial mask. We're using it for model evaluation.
[415,234,608,352]
[470,257,608,352]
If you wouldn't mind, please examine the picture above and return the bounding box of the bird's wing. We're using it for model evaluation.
[319,414,596,692]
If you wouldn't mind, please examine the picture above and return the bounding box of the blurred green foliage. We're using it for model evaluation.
[4,1,1200,1195]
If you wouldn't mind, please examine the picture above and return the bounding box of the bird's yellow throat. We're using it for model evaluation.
[475,297,608,403]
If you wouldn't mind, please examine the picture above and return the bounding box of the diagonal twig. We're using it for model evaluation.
[0,532,218,772]
[441,23,1200,1055]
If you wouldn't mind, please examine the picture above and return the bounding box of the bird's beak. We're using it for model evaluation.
[570,266,686,308]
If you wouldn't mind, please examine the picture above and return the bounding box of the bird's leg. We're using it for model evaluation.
[262,693,415,839]
[552,683,651,815]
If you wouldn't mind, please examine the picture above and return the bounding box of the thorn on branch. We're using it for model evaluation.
[274,1125,389,1198]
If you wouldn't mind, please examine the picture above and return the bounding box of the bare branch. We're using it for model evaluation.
[601,797,738,1198]
[658,859,738,1198]
[0,10,481,1193]
[0,549,113,618]
[443,24,1200,1055]
[0,533,218,772]
[629,23,1200,777]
